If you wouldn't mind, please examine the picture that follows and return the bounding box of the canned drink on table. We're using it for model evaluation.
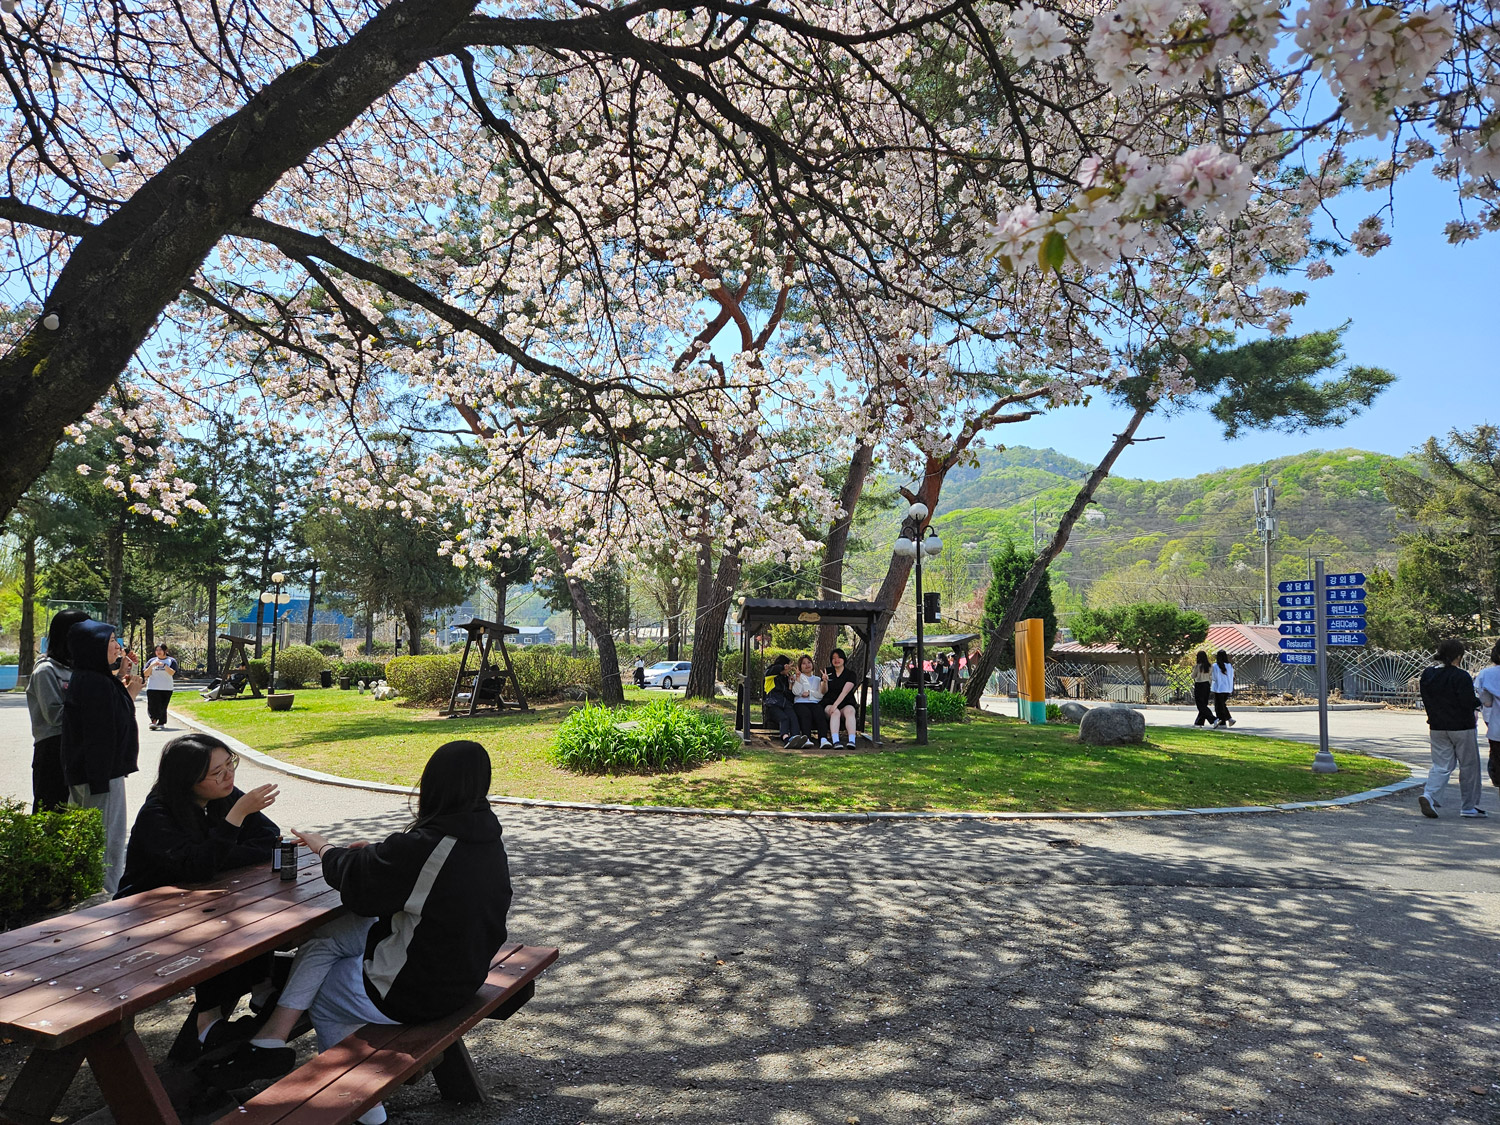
[280,837,298,880]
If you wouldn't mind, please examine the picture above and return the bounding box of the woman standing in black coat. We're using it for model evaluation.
[117,733,281,1057]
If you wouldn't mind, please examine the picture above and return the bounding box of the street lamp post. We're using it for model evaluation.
[261,571,287,694]
[894,502,943,746]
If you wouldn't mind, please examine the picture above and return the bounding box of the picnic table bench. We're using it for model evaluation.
[0,851,556,1125]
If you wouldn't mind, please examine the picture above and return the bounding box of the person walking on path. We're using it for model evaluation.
[1472,640,1500,792]
[60,620,142,894]
[1418,638,1485,819]
[1191,650,1216,727]
[1210,650,1236,729]
[143,643,178,731]
[25,609,90,813]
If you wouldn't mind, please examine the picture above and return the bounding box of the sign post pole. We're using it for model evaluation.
[1311,559,1338,773]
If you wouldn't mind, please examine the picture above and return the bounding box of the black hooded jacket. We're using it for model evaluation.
[320,806,512,1024]
[60,621,139,795]
[115,788,280,898]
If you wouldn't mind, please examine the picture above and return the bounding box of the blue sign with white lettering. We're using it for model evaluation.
[1325,572,1366,587]
[1327,603,1365,617]
[1278,580,1315,594]
[1280,652,1317,665]
[1279,609,1315,622]
[1279,638,1317,651]
[1279,594,1315,607]
[1325,617,1365,632]
[1326,588,1366,602]
[1327,632,1367,646]
[1280,623,1316,636]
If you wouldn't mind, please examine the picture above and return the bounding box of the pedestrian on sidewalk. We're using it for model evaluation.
[24,609,90,813]
[1418,638,1484,819]
[1191,650,1216,727]
[60,620,142,894]
[1473,640,1500,791]
[1210,650,1236,728]
[143,643,178,731]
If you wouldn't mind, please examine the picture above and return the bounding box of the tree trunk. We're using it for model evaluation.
[364,610,374,656]
[18,529,36,676]
[305,562,318,646]
[0,0,497,522]
[144,615,155,655]
[253,598,267,659]
[551,539,624,705]
[403,603,423,657]
[105,511,125,629]
[1138,650,1152,704]
[206,574,220,677]
[687,545,741,700]
[663,581,684,660]
[815,438,876,669]
[494,573,508,625]
[964,403,1152,708]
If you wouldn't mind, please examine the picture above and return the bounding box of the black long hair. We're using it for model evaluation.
[1215,650,1231,674]
[45,609,90,667]
[1195,650,1211,673]
[153,733,231,822]
[412,741,492,829]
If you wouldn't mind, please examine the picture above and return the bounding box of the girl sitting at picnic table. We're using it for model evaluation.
[823,648,860,748]
[792,654,830,748]
[209,740,513,1124]
[115,733,281,1058]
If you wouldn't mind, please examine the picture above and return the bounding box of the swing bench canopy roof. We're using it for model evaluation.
[892,633,980,650]
[454,618,520,638]
[736,598,885,630]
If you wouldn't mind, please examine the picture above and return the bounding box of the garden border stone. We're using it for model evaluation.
[169,708,1424,824]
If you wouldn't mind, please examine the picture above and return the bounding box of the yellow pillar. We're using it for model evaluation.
[1015,618,1047,724]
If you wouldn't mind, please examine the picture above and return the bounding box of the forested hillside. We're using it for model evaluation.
[848,446,1407,626]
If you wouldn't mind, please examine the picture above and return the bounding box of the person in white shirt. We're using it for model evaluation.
[143,643,179,731]
[791,655,830,748]
[1475,640,1500,792]
[1209,650,1236,729]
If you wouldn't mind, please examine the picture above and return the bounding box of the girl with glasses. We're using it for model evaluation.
[117,733,281,1058]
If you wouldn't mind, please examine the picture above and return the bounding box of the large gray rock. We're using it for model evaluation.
[1077,704,1146,745]
[1058,701,1090,723]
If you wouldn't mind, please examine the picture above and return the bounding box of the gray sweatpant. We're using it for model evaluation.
[68,777,127,895]
[1423,728,1482,812]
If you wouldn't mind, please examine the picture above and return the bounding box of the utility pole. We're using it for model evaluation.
[1253,477,1276,625]
[1032,499,1040,553]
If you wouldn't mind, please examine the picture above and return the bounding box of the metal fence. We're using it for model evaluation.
[982,648,1496,709]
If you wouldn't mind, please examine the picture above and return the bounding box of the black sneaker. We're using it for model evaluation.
[201,1015,260,1054]
[1419,794,1438,819]
[199,1041,295,1084]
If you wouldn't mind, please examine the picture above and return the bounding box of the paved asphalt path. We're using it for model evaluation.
[1,691,1497,1125]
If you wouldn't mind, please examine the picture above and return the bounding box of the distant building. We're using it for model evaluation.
[515,626,556,646]
[235,599,357,641]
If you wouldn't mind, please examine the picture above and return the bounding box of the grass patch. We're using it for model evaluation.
[173,690,1408,813]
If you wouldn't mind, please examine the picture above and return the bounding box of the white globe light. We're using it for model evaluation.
[1,1,19,14]
[271,571,286,584]
[893,536,917,558]
[101,152,120,169]
[41,312,59,330]
[908,502,929,521]
[923,534,943,557]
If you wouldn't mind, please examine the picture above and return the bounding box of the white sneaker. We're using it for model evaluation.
[820,738,832,748]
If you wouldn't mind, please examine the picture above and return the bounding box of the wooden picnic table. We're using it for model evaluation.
[0,850,343,1125]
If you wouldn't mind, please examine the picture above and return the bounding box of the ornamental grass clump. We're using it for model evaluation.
[553,698,733,775]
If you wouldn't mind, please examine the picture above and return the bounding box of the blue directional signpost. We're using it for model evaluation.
[1276,566,1368,772]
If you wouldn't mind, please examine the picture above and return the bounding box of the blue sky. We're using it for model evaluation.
[1013,170,1498,480]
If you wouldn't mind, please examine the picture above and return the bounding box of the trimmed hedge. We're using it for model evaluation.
[0,801,105,926]
[247,659,269,690]
[312,639,344,657]
[877,687,968,722]
[336,659,387,685]
[553,698,733,774]
[273,645,328,688]
[385,651,602,704]
[385,655,461,704]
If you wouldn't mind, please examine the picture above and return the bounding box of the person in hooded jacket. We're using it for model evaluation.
[206,741,513,1119]
[116,734,282,1058]
[25,609,90,812]
[60,620,141,895]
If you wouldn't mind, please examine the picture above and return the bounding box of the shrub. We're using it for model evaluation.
[877,688,968,722]
[337,659,386,685]
[246,659,270,690]
[312,639,344,657]
[552,698,733,774]
[0,801,104,925]
[385,654,461,704]
[273,645,327,688]
[718,647,805,694]
[1046,702,1063,722]
[0,653,18,665]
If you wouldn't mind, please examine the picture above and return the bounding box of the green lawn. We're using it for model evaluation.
[172,689,1409,813]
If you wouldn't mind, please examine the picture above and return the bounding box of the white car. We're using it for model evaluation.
[643,660,692,689]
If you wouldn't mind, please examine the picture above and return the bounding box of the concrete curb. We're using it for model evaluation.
[168,708,1426,826]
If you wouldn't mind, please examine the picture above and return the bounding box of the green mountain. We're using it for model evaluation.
[850,446,1408,624]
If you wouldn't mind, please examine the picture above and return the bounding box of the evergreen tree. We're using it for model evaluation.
[980,542,1057,670]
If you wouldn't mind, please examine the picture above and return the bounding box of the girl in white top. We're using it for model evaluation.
[791,655,830,748]
[1209,650,1236,729]
[1474,640,1500,790]
[144,643,178,732]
